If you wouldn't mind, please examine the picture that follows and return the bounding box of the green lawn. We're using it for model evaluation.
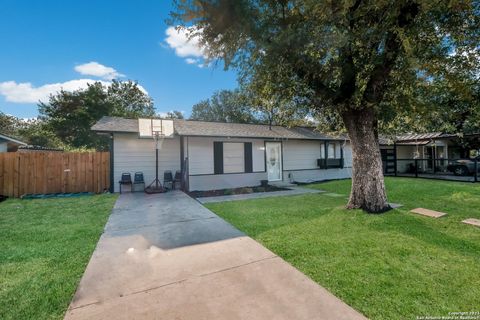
[206,177,480,320]
[0,194,117,320]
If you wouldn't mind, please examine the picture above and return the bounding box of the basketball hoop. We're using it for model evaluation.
[152,119,166,150]
[145,119,166,194]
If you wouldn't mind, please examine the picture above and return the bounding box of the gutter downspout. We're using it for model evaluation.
[109,133,114,193]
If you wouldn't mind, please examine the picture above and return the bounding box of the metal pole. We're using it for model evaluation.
[415,159,418,178]
[474,159,478,183]
[394,142,397,177]
[155,133,159,189]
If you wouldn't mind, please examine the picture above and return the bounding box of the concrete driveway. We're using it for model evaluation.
[65,191,366,320]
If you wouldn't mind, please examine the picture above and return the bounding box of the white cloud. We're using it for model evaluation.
[0,78,149,104]
[0,79,110,103]
[185,58,198,64]
[74,61,124,80]
[164,26,208,66]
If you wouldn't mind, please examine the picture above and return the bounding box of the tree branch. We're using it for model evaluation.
[362,1,420,105]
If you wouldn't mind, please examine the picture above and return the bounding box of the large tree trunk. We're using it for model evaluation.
[342,108,390,213]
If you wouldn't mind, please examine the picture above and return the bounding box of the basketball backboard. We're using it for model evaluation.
[138,119,175,138]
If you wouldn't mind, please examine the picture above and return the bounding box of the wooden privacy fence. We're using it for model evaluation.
[0,152,110,198]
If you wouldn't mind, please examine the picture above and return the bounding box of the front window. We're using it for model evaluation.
[328,143,336,159]
[223,142,245,173]
[319,141,344,169]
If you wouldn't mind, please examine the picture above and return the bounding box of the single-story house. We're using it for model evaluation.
[380,132,480,174]
[0,133,27,152]
[92,116,353,192]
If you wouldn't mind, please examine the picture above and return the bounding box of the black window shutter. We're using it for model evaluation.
[213,142,223,174]
[244,142,253,173]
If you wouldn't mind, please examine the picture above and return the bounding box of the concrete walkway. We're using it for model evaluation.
[65,191,366,320]
[198,186,323,204]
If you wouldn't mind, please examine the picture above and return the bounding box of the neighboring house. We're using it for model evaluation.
[380,132,480,175]
[0,133,27,152]
[92,116,353,192]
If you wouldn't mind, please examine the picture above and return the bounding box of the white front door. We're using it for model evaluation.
[266,142,282,181]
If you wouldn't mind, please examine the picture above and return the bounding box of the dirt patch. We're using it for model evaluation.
[189,185,289,198]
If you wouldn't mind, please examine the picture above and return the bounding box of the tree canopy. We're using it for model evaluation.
[189,88,313,126]
[163,110,185,119]
[0,112,22,137]
[190,89,258,123]
[39,80,155,150]
[171,0,480,212]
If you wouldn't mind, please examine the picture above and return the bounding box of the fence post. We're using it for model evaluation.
[393,143,397,177]
[415,159,418,178]
[474,159,478,183]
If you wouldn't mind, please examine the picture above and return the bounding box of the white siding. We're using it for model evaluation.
[112,133,353,192]
[186,137,265,174]
[283,140,320,170]
[189,172,268,191]
[282,141,352,183]
[185,137,266,191]
[187,139,353,189]
[283,140,350,170]
[113,133,181,192]
[0,143,7,153]
[187,137,214,175]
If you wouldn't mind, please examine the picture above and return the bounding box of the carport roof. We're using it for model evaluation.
[379,132,460,145]
[91,116,344,141]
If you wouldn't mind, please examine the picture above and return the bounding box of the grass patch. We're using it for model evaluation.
[0,194,117,320]
[206,177,480,319]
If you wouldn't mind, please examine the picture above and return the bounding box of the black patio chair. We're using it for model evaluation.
[119,173,132,194]
[133,172,145,192]
[163,170,173,190]
[173,170,182,190]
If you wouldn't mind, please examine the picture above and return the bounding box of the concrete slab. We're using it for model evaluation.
[197,187,323,204]
[410,207,448,218]
[389,203,404,209]
[67,257,365,320]
[70,236,275,309]
[65,191,366,320]
[462,218,480,227]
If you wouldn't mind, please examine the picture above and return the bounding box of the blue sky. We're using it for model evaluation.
[0,0,238,119]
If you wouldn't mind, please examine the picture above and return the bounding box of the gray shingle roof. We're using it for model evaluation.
[91,116,342,140]
[173,119,340,140]
[91,116,138,133]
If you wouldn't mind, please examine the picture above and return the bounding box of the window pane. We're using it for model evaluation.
[223,143,245,173]
[320,144,325,159]
[328,143,336,159]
